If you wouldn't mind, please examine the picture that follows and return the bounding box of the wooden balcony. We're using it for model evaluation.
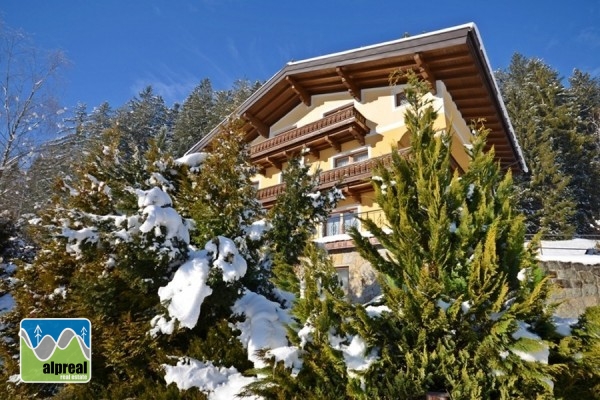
[250,104,369,170]
[256,153,393,207]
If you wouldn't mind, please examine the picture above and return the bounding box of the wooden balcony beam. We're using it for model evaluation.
[243,111,269,138]
[343,187,362,203]
[265,156,282,170]
[336,66,361,102]
[286,76,311,106]
[414,53,437,94]
[325,135,341,152]
[349,126,365,145]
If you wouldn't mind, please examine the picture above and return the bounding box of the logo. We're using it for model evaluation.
[20,318,91,383]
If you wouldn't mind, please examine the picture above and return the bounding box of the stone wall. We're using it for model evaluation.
[541,260,600,318]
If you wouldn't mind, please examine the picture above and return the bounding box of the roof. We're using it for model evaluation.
[188,23,527,173]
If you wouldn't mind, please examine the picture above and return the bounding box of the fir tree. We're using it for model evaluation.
[567,70,600,232]
[116,86,177,156]
[496,54,600,236]
[171,78,261,156]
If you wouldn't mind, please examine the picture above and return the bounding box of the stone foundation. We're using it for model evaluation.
[328,247,381,303]
[541,260,600,318]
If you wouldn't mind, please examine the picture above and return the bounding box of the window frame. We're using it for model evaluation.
[333,148,369,168]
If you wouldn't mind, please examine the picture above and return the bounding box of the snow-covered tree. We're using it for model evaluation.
[0,130,192,398]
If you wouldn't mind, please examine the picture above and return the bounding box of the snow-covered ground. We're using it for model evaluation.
[537,238,600,264]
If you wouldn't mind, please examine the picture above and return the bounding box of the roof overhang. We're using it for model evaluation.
[188,23,527,173]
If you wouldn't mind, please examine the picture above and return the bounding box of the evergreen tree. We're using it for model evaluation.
[267,153,342,295]
[496,54,600,235]
[116,86,177,155]
[345,73,560,398]
[171,79,218,156]
[567,70,600,232]
[171,78,261,156]
[0,129,194,399]
[247,244,353,400]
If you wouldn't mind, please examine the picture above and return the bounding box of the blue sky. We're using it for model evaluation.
[2,0,600,110]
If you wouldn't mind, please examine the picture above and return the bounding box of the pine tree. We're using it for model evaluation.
[171,79,218,156]
[116,86,177,156]
[567,70,600,232]
[343,73,558,399]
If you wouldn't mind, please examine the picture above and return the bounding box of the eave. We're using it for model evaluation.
[188,23,526,173]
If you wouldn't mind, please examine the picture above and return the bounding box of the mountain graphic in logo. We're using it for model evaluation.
[20,318,91,383]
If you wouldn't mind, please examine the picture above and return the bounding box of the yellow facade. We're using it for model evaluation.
[252,80,471,216]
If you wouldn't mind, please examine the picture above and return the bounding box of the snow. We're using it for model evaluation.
[48,286,67,300]
[205,236,247,282]
[155,236,248,332]
[536,238,600,264]
[157,250,213,329]
[313,233,352,244]
[511,321,549,364]
[329,333,378,373]
[175,152,208,168]
[244,219,270,241]
[139,205,190,244]
[135,187,172,208]
[61,226,99,258]
[149,314,175,337]
[163,357,258,399]
[297,323,314,347]
[365,304,391,318]
[553,317,578,337]
[134,186,191,249]
[266,346,303,376]
[232,290,292,369]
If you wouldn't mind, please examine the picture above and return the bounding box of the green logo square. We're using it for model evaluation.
[20,318,91,383]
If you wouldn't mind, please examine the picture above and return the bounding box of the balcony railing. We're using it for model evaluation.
[256,153,395,207]
[317,153,393,190]
[250,104,369,169]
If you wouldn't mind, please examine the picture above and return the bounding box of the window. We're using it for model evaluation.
[395,91,408,107]
[334,150,368,168]
[324,209,358,237]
